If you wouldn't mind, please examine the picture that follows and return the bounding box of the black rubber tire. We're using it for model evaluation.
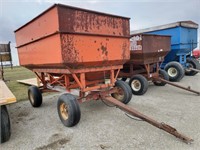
[28,86,42,107]
[164,61,185,82]
[128,74,148,95]
[153,70,169,86]
[112,80,132,104]
[57,94,81,127]
[0,105,11,143]
[185,58,200,76]
[120,80,132,103]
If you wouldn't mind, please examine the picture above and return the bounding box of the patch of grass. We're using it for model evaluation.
[3,66,35,102]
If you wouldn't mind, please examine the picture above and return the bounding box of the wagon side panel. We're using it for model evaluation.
[60,34,130,68]
[15,6,59,47]
[129,34,171,64]
[57,6,130,37]
[179,27,198,52]
[142,35,171,64]
[17,34,63,67]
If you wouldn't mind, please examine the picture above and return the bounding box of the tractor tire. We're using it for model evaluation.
[28,86,43,107]
[57,94,81,127]
[112,80,132,104]
[164,61,185,82]
[0,105,11,143]
[153,70,169,86]
[129,74,148,95]
[185,58,200,76]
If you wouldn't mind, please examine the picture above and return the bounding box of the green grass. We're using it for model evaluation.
[3,66,35,102]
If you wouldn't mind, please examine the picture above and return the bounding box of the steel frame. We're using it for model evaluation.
[29,65,197,143]
[120,62,200,95]
[119,62,160,79]
[33,66,121,102]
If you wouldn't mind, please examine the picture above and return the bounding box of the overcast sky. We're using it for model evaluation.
[0,0,199,65]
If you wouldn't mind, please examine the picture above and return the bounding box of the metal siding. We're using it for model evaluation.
[179,27,198,50]
[146,27,180,45]
[17,34,62,66]
[60,34,129,68]
[57,6,130,37]
[129,34,171,64]
[15,7,59,47]
[146,26,197,51]
[15,4,130,69]
[146,28,180,63]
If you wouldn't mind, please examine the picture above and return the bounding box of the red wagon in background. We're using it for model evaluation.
[119,34,171,95]
[119,34,200,96]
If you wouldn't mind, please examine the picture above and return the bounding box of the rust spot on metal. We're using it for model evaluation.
[61,34,79,64]
[122,18,130,37]
[58,7,76,32]
[57,6,130,37]
[100,43,108,56]
[121,42,128,60]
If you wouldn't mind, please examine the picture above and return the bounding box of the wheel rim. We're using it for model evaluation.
[29,92,34,104]
[167,67,178,77]
[185,63,194,73]
[60,103,69,120]
[112,87,124,102]
[131,79,141,91]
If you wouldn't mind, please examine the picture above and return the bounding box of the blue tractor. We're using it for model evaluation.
[131,21,200,82]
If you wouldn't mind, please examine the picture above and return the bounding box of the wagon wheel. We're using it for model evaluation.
[57,94,81,127]
[153,70,169,86]
[164,61,185,82]
[28,86,43,107]
[185,58,200,76]
[111,80,132,104]
[129,74,148,95]
[1,105,11,143]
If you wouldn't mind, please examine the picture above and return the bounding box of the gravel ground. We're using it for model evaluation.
[1,74,200,150]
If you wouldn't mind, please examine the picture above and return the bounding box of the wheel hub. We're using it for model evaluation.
[131,80,141,91]
[168,67,178,77]
[112,87,124,102]
[185,63,194,72]
[60,103,69,120]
